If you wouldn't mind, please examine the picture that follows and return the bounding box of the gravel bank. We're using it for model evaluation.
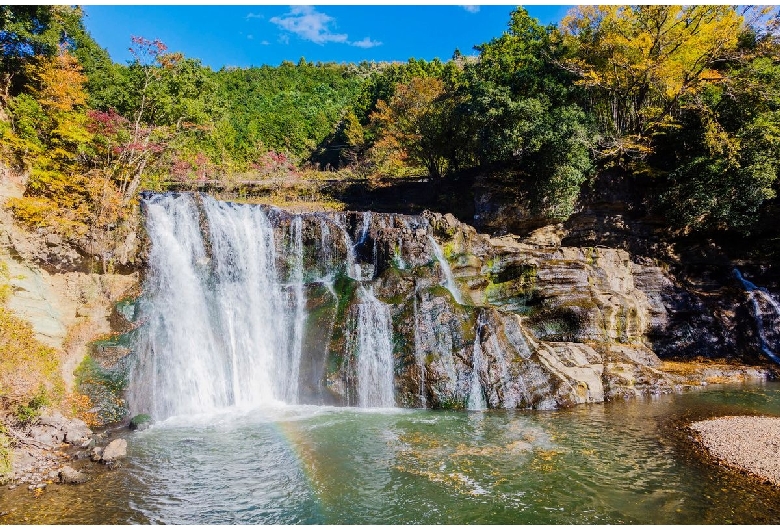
[690,416,780,486]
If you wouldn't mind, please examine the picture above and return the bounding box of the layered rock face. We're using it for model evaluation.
[128,193,766,417]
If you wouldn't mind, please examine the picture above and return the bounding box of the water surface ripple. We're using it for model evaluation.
[2,383,780,524]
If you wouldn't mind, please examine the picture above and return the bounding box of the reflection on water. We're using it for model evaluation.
[2,383,780,524]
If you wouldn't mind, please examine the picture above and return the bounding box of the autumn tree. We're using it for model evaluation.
[0,6,101,99]
[656,17,780,233]
[370,76,455,178]
[561,5,744,160]
[5,48,96,236]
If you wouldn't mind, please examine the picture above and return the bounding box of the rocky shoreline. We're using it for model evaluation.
[690,416,780,487]
[2,411,128,491]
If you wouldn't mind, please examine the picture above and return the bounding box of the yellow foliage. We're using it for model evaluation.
[64,392,99,427]
[0,305,63,408]
[561,5,743,147]
[25,49,88,114]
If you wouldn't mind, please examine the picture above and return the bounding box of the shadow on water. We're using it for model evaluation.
[2,383,780,524]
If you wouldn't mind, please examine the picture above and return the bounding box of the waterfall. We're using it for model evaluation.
[412,292,427,408]
[130,195,287,418]
[286,216,306,403]
[352,287,396,408]
[734,269,780,364]
[358,211,372,246]
[428,235,464,305]
[318,217,333,278]
[332,214,359,280]
[467,315,487,411]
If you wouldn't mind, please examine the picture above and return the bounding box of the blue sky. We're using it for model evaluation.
[81,5,572,69]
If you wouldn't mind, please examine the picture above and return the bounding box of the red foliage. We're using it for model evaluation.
[129,36,168,59]
[170,157,192,181]
[86,109,128,136]
[250,150,299,178]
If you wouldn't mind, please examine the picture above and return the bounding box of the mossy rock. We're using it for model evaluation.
[129,413,152,431]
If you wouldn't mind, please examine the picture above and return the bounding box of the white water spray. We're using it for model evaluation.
[353,287,396,408]
[467,315,487,410]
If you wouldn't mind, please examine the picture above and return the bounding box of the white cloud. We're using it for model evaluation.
[350,37,382,49]
[461,6,480,14]
[246,12,264,20]
[261,40,270,46]
[270,6,348,45]
[247,34,254,40]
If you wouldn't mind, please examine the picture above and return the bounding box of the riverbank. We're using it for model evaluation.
[691,416,780,486]
[1,410,128,490]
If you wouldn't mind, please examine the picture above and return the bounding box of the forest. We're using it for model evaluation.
[1,5,780,259]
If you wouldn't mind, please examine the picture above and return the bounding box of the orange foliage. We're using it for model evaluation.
[25,48,87,114]
[64,392,99,427]
[370,77,451,178]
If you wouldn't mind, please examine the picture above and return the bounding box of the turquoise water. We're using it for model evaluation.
[3,382,780,524]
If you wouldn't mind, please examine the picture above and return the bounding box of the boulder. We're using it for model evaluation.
[129,414,152,431]
[58,465,89,485]
[101,438,127,462]
[29,425,62,446]
[38,412,68,430]
[63,418,92,447]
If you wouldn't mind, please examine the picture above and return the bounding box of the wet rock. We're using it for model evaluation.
[58,465,88,485]
[63,418,92,447]
[29,425,61,446]
[129,414,152,431]
[90,447,103,462]
[101,438,127,463]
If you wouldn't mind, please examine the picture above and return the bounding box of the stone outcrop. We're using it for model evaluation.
[58,465,89,484]
[181,199,772,411]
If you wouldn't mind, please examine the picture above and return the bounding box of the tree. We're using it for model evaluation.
[6,48,95,237]
[561,5,744,160]
[658,40,780,233]
[0,6,99,99]
[370,76,454,178]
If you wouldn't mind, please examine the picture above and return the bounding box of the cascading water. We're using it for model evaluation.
[131,195,406,418]
[332,213,359,280]
[412,292,427,407]
[428,235,464,305]
[130,195,290,418]
[351,287,396,408]
[285,216,307,403]
[734,269,780,364]
[358,211,372,246]
[467,314,487,411]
